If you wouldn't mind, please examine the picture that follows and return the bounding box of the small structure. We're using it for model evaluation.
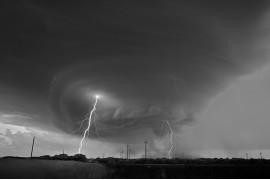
[144,141,147,158]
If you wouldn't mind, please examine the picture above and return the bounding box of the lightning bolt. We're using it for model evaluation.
[78,95,99,154]
[164,120,174,159]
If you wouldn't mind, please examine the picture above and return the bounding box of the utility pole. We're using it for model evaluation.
[260,152,263,159]
[30,136,35,158]
[144,141,147,158]
[126,145,129,159]
[129,148,131,159]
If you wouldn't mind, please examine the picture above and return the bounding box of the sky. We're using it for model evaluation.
[1,0,270,158]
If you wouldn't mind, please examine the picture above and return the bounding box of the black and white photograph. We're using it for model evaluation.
[1,0,270,178]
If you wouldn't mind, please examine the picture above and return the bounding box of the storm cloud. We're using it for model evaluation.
[1,0,270,156]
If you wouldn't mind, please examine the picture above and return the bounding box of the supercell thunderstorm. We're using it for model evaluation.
[44,1,270,157]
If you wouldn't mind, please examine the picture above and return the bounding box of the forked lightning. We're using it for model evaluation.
[78,95,99,154]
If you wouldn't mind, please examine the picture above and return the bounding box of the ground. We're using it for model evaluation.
[1,158,270,178]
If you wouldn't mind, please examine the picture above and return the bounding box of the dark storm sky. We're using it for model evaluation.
[1,0,270,144]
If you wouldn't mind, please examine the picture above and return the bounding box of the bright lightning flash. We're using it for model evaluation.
[78,95,99,154]
[164,120,174,159]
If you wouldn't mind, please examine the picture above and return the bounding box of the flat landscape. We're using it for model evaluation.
[2,1,270,180]
[1,158,270,178]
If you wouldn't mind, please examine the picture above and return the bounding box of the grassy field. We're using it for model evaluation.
[0,159,108,178]
[105,164,270,178]
[1,158,270,178]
